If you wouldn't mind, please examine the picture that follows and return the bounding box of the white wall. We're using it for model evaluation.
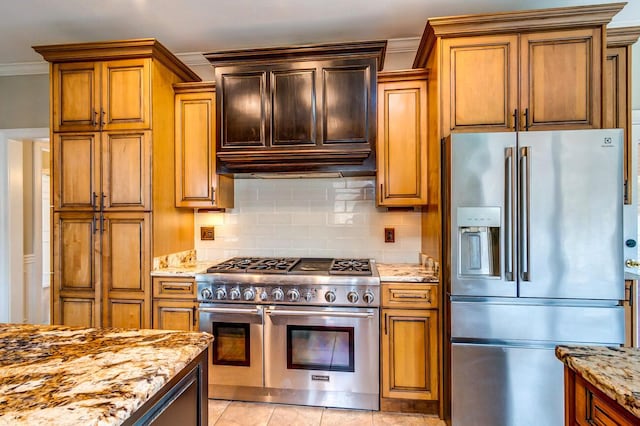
[195,177,422,263]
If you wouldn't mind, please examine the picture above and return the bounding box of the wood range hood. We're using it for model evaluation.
[204,40,387,177]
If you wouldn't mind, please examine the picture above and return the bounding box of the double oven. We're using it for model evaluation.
[196,257,380,410]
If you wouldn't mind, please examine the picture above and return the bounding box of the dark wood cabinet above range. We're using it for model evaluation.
[205,41,386,175]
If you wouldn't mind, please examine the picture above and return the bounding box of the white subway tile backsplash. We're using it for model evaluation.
[195,178,421,263]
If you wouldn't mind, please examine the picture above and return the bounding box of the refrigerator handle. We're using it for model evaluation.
[519,147,531,281]
[505,147,515,281]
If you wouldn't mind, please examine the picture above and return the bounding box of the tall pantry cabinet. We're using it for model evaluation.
[34,39,200,328]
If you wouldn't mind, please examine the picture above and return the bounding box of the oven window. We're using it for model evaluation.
[212,322,250,367]
[287,325,354,372]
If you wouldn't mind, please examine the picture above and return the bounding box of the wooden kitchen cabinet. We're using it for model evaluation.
[152,277,198,331]
[415,3,623,134]
[381,283,439,414]
[604,26,640,205]
[564,367,638,425]
[53,211,151,329]
[439,25,604,133]
[174,82,234,209]
[35,39,200,328]
[377,70,428,206]
[53,130,151,211]
[51,59,151,132]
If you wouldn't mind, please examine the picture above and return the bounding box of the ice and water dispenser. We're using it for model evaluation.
[457,207,501,278]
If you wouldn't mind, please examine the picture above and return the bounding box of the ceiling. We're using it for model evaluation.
[1,0,639,76]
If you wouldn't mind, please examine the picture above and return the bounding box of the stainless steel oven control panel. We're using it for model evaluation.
[198,284,379,307]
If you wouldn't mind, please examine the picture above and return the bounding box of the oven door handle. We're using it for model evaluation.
[265,309,374,319]
[198,306,262,315]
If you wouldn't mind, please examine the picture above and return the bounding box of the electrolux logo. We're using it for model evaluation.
[601,136,615,148]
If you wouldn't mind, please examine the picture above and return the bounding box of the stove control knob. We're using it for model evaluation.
[325,291,336,303]
[229,287,241,300]
[243,288,256,301]
[259,290,269,301]
[214,287,227,300]
[272,288,285,302]
[303,291,314,302]
[347,291,359,304]
[286,289,300,302]
[363,291,375,305]
[201,288,213,300]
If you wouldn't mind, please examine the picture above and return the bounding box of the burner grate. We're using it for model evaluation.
[329,258,372,275]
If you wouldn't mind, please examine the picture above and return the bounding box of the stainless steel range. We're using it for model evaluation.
[195,257,380,410]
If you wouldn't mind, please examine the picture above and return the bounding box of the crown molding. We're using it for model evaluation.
[0,61,48,77]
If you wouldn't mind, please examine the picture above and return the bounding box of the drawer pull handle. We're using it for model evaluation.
[393,293,428,299]
[162,284,192,291]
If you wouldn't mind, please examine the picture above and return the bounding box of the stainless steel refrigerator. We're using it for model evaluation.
[444,129,626,426]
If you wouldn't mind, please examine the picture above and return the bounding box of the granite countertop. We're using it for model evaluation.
[0,323,212,425]
[556,345,640,418]
[376,263,439,283]
[150,261,214,277]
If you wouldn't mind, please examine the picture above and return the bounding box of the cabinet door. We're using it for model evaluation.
[381,309,438,400]
[216,69,269,148]
[52,212,100,326]
[322,60,375,145]
[604,46,631,204]
[101,212,151,328]
[153,300,198,331]
[175,90,217,207]
[442,35,519,133]
[101,131,151,210]
[51,62,101,132]
[520,28,602,130]
[377,79,428,206]
[272,67,316,146]
[101,59,151,130]
[53,132,101,211]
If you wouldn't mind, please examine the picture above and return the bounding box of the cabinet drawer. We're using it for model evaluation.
[152,277,197,299]
[382,283,438,309]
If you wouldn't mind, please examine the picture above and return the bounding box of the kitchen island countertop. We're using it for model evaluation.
[0,323,212,425]
[556,345,640,419]
[376,263,439,283]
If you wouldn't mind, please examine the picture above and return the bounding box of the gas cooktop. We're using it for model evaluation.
[205,257,373,276]
[196,256,380,306]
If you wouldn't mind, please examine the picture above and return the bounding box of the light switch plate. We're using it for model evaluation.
[200,226,215,240]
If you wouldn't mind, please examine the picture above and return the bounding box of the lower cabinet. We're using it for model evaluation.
[152,277,198,331]
[380,283,439,414]
[564,366,638,425]
[53,211,151,328]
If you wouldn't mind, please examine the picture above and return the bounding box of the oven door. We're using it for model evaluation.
[198,303,263,388]
[263,305,379,397]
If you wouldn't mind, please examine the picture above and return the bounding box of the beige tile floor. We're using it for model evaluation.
[208,400,446,426]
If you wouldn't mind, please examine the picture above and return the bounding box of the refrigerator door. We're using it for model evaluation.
[449,133,518,297]
[451,343,563,426]
[517,129,624,300]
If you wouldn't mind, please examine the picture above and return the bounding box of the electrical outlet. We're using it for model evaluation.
[200,226,215,241]
[384,227,395,243]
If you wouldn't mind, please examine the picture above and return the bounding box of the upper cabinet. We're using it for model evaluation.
[414,2,625,134]
[204,41,386,175]
[174,82,234,209]
[377,70,428,207]
[51,59,151,132]
[603,26,640,205]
